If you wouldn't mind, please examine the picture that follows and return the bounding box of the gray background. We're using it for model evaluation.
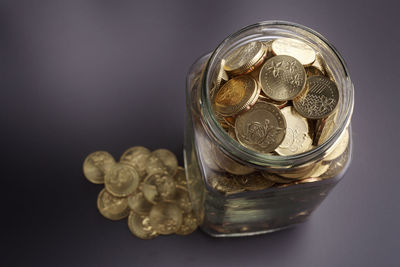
[1,0,399,266]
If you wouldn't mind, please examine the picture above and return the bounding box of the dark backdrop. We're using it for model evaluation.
[1,0,399,266]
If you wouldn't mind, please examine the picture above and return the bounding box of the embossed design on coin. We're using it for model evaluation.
[127,192,153,215]
[233,172,275,191]
[214,75,260,117]
[293,75,339,119]
[128,212,158,240]
[272,38,316,66]
[83,151,115,184]
[146,149,178,176]
[142,173,176,204]
[176,211,198,235]
[224,41,267,76]
[149,202,183,235]
[261,171,294,184]
[105,163,139,197]
[97,188,129,220]
[259,55,306,101]
[120,146,151,178]
[235,101,286,153]
[275,106,313,156]
[207,172,245,195]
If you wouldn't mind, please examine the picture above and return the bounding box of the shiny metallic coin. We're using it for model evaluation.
[224,41,267,76]
[83,151,115,184]
[127,192,153,215]
[214,146,255,175]
[235,101,286,153]
[257,94,288,109]
[316,53,335,82]
[149,202,183,235]
[213,59,229,90]
[214,75,260,117]
[104,163,139,197]
[146,149,178,177]
[233,172,274,191]
[271,38,316,66]
[295,177,323,184]
[261,171,294,184]
[275,106,313,156]
[141,172,176,204]
[321,145,350,179]
[120,146,151,178]
[314,112,338,146]
[324,129,349,161]
[206,172,245,195]
[173,166,187,188]
[259,55,307,101]
[176,211,198,235]
[293,75,339,119]
[196,136,224,172]
[128,212,158,240]
[304,162,330,178]
[172,187,193,213]
[278,163,316,179]
[97,188,129,221]
[306,65,324,77]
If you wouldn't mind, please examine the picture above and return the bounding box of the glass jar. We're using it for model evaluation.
[184,21,354,237]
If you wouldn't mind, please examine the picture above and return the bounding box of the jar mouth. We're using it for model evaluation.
[200,20,354,168]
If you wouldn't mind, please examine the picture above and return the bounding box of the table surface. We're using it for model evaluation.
[2,1,399,266]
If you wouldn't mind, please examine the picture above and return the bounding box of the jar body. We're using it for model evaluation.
[184,22,354,237]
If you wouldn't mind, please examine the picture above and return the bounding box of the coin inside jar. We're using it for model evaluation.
[104,163,140,197]
[141,172,176,204]
[235,101,286,153]
[293,75,339,119]
[275,106,313,156]
[83,151,115,184]
[149,202,183,235]
[259,55,307,101]
[97,188,130,221]
[233,172,275,191]
[223,41,267,76]
[214,75,260,117]
[271,38,316,66]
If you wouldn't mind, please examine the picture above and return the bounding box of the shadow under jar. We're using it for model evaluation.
[184,21,354,237]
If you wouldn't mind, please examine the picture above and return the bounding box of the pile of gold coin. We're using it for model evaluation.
[205,37,349,192]
[213,38,340,155]
[83,147,198,239]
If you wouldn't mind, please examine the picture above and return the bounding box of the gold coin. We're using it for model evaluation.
[259,55,307,101]
[224,41,267,76]
[172,187,193,213]
[261,171,294,184]
[324,129,349,161]
[149,202,183,235]
[196,137,224,172]
[105,163,140,197]
[142,172,176,204]
[257,94,288,109]
[213,58,229,90]
[214,146,255,175]
[321,146,350,179]
[316,53,335,82]
[306,65,324,77]
[97,188,129,220]
[304,161,330,178]
[314,112,338,146]
[127,211,158,240]
[233,172,274,191]
[235,101,286,153]
[83,151,115,184]
[176,211,198,235]
[120,146,151,178]
[173,166,187,188]
[275,106,312,156]
[295,177,323,184]
[278,163,315,179]
[127,192,153,215]
[206,172,245,195]
[271,38,316,66]
[146,149,178,176]
[214,75,260,117]
[293,75,339,119]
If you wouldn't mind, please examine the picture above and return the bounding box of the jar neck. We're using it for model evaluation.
[199,21,354,168]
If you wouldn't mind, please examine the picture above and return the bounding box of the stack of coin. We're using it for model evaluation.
[83,147,198,239]
[206,38,348,190]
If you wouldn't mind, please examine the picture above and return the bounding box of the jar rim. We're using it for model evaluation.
[200,20,354,168]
